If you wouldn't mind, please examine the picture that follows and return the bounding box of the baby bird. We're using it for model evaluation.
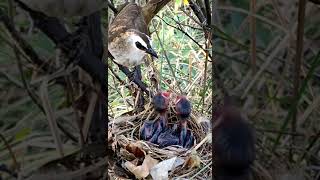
[213,97,256,180]
[175,95,194,148]
[140,91,170,143]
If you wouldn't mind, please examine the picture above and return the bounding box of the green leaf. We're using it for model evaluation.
[15,127,32,141]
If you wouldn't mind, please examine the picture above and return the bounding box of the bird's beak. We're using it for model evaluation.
[146,48,158,58]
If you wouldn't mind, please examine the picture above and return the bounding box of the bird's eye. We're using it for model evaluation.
[135,41,146,50]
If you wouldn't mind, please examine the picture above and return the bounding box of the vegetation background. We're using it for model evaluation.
[215,0,320,179]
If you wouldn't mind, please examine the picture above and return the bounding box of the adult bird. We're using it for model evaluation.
[175,95,194,148]
[213,96,256,180]
[108,3,158,71]
[140,91,170,144]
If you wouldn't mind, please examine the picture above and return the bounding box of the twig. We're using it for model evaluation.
[108,1,118,13]
[0,133,19,170]
[39,78,65,157]
[204,0,211,26]
[190,161,212,179]
[65,76,85,147]
[299,130,320,162]
[188,0,207,25]
[157,15,212,61]
[291,0,306,161]
[250,0,257,74]
[152,22,183,94]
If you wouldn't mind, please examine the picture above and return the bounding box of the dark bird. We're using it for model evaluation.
[175,95,194,148]
[108,3,158,67]
[213,97,256,180]
[140,91,170,143]
[157,127,179,148]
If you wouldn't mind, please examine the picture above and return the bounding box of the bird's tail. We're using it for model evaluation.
[142,0,172,25]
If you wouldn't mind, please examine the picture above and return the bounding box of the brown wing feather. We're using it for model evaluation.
[108,3,148,43]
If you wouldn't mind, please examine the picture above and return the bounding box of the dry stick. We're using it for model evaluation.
[39,79,65,157]
[83,91,98,141]
[0,133,19,170]
[292,0,306,162]
[201,39,210,113]
[204,0,211,25]
[299,130,320,162]
[152,22,183,94]
[65,76,85,147]
[11,23,44,114]
[270,0,289,26]
[250,0,257,74]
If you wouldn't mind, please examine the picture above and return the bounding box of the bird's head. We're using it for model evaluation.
[175,95,191,119]
[153,91,171,113]
[128,30,158,58]
[215,96,243,123]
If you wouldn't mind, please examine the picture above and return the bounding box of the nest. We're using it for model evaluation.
[108,98,212,179]
[107,97,274,180]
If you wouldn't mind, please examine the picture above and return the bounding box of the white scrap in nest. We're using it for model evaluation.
[150,157,185,180]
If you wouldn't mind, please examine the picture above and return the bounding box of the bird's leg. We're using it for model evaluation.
[133,65,145,112]
[134,65,142,80]
[128,65,142,82]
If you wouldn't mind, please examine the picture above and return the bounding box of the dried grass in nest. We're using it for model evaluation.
[108,101,212,179]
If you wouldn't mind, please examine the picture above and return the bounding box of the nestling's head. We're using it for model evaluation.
[175,95,191,119]
[128,30,158,58]
[153,91,170,113]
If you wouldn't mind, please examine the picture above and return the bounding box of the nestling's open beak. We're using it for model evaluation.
[146,48,158,58]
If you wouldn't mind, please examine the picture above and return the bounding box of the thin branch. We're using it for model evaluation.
[188,0,207,25]
[108,1,118,14]
[152,22,183,94]
[157,15,212,61]
[0,133,19,170]
[204,0,211,26]
[250,0,257,74]
[14,48,45,112]
[292,0,306,161]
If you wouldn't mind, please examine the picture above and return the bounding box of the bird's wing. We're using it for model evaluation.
[108,3,148,42]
